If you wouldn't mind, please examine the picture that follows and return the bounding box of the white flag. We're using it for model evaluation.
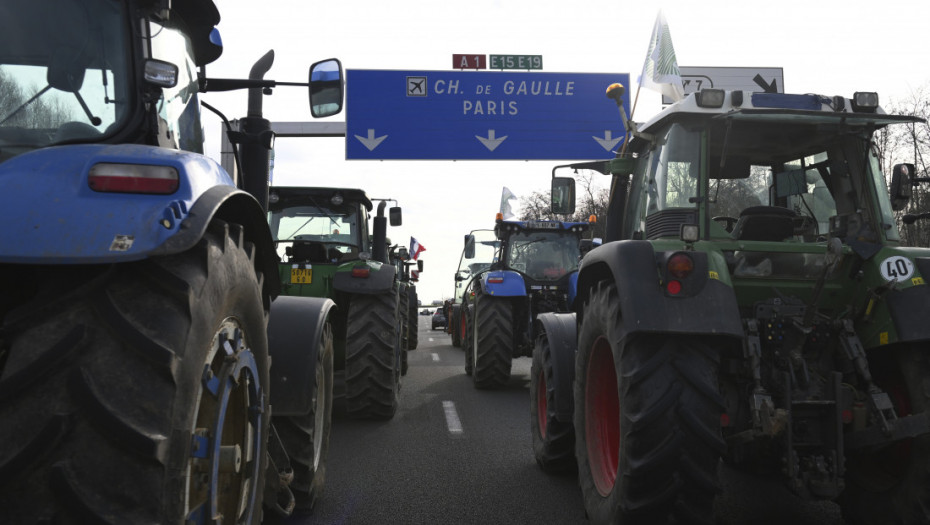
[500,186,517,220]
[640,10,684,102]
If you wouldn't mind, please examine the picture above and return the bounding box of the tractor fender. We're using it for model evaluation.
[152,184,280,300]
[0,144,279,299]
[567,271,579,307]
[479,270,527,297]
[267,295,336,416]
[1,144,239,259]
[576,240,743,341]
[884,256,930,343]
[535,312,577,421]
[332,262,396,294]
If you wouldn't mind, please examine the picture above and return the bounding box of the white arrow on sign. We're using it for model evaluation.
[593,131,623,152]
[355,129,388,151]
[476,129,508,152]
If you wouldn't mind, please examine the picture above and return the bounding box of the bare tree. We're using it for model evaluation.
[0,67,74,129]
[877,85,930,247]
[518,171,609,239]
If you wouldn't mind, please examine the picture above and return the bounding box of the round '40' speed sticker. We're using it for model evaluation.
[879,255,915,282]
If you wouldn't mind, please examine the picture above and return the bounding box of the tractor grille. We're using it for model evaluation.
[645,209,697,240]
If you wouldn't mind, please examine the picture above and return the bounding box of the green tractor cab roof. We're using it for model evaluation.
[628,89,925,154]
[269,187,373,211]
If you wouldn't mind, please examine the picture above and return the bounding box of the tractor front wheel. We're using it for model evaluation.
[530,332,576,474]
[272,322,334,512]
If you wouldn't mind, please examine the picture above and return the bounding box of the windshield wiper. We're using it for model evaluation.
[0,86,53,126]
[1,85,101,127]
[285,201,343,240]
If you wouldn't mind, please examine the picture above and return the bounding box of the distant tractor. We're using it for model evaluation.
[449,229,497,346]
[390,243,424,353]
[461,216,591,389]
[267,187,406,420]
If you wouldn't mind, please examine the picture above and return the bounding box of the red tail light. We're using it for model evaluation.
[351,266,370,278]
[487,276,504,284]
[88,163,179,194]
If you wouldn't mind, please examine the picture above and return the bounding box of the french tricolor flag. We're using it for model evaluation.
[410,237,426,260]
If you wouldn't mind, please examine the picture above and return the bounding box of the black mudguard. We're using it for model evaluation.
[535,312,577,421]
[886,284,930,342]
[332,264,397,295]
[576,240,743,342]
[267,295,336,416]
[151,185,280,301]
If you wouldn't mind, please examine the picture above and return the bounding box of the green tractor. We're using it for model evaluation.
[389,243,424,354]
[267,187,406,420]
[534,86,930,524]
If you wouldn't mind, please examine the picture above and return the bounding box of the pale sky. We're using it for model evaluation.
[202,0,930,304]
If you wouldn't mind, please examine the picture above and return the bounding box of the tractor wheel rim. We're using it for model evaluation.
[586,335,619,497]
[186,320,264,525]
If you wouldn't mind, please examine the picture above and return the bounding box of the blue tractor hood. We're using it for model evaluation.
[0,144,234,264]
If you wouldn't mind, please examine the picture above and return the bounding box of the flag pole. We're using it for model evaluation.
[619,84,642,156]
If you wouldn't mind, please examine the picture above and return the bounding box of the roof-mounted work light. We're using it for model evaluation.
[695,89,725,108]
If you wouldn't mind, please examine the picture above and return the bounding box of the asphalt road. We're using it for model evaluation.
[280,316,846,525]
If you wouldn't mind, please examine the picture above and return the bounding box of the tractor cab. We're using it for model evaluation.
[268,187,372,266]
[493,218,588,283]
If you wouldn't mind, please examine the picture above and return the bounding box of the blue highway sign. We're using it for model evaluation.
[346,69,630,160]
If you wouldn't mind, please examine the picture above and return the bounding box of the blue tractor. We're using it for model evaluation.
[461,216,591,389]
[0,0,343,521]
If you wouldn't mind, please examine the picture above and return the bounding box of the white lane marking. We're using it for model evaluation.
[442,401,463,434]
[431,353,440,362]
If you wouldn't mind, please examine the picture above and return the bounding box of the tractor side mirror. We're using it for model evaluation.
[417,260,424,272]
[464,234,475,259]
[890,163,915,211]
[309,58,344,118]
[551,177,576,215]
[389,206,402,226]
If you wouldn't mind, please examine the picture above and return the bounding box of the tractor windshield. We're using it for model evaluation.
[507,231,581,281]
[0,0,130,159]
[625,114,906,246]
[268,202,362,260]
[704,119,901,244]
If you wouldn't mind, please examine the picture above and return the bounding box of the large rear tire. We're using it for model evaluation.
[272,322,334,513]
[838,345,930,525]
[344,293,401,420]
[574,282,725,524]
[0,220,270,524]
[531,332,576,474]
[472,293,513,389]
